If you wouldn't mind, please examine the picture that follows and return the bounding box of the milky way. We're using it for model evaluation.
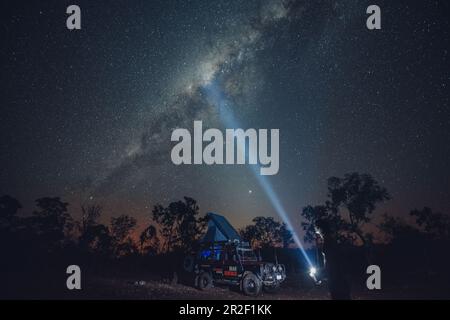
[2,0,449,234]
[95,1,295,192]
[92,0,360,199]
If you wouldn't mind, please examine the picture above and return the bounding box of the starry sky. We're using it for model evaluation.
[1,0,449,238]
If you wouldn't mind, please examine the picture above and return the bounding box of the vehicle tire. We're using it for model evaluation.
[264,284,280,293]
[241,273,262,297]
[196,272,213,290]
[183,256,194,273]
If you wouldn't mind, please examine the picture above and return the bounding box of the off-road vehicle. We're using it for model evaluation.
[183,213,286,296]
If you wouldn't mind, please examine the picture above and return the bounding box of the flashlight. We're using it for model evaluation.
[308,266,322,285]
[309,267,317,278]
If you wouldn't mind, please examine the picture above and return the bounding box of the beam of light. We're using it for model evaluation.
[202,81,314,268]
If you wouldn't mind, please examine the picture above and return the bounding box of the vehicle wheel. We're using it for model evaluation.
[183,256,194,273]
[196,272,213,290]
[264,284,280,293]
[241,273,262,297]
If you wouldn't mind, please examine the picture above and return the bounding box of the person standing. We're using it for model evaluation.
[315,219,351,300]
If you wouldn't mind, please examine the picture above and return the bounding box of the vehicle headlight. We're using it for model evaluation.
[309,267,317,278]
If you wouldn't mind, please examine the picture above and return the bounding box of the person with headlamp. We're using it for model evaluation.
[315,219,351,300]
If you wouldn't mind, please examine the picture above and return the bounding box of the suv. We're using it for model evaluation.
[183,240,286,296]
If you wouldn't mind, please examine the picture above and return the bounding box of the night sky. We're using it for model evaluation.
[1,0,449,238]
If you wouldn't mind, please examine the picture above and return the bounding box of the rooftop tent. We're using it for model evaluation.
[201,212,241,243]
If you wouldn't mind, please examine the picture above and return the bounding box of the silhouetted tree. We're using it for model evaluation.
[82,224,112,255]
[0,195,22,223]
[301,205,347,243]
[378,213,422,243]
[152,204,175,252]
[0,195,23,264]
[151,197,206,253]
[280,223,294,248]
[240,224,258,248]
[327,173,390,246]
[110,214,137,257]
[139,225,159,255]
[410,207,450,239]
[240,216,293,249]
[31,197,73,249]
[80,204,102,233]
[77,205,112,255]
[302,173,390,247]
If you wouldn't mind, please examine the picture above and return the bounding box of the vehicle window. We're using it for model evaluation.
[237,248,257,261]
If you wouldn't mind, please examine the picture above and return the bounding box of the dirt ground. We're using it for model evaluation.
[68,274,449,300]
[76,276,328,300]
